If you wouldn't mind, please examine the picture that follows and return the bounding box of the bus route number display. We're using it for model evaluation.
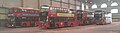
[57,13,74,17]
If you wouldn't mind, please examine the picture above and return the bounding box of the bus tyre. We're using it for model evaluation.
[35,23,39,27]
[70,23,73,27]
[78,24,81,26]
[22,23,27,27]
[96,24,100,25]
[102,22,106,25]
[96,23,100,25]
[55,25,59,28]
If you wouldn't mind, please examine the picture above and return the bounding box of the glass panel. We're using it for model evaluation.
[9,8,22,12]
[20,10,36,12]
[68,18,74,22]
[88,12,94,15]
[94,12,102,14]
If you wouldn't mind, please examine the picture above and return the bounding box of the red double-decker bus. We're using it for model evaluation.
[6,7,41,27]
[39,5,77,28]
[75,10,89,25]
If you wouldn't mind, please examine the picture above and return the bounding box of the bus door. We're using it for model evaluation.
[28,17,36,27]
[39,12,48,23]
[64,18,68,27]
[49,17,55,28]
[15,17,22,27]
[68,17,75,26]
[30,20,35,27]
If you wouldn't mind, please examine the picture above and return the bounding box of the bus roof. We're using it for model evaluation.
[10,7,40,11]
[23,8,40,11]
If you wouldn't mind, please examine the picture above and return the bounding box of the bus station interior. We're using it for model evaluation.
[0,0,120,33]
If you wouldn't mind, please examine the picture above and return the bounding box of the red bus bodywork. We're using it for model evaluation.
[39,5,112,29]
[75,10,90,25]
[40,6,77,28]
[7,7,41,27]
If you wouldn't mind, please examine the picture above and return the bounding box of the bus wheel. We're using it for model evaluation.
[78,24,81,26]
[96,23,100,25]
[55,24,59,28]
[22,23,27,27]
[35,24,39,27]
[102,22,106,25]
[70,23,73,27]
[96,24,100,25]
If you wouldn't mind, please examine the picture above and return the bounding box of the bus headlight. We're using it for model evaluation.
[12,24,14,26]
[61,22,63,25]
[51,15,53,16]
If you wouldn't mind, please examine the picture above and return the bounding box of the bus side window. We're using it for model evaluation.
[55,18,59,22]
[59,18,61,22]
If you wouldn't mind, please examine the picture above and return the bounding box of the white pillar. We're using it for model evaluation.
[82,3,84,10]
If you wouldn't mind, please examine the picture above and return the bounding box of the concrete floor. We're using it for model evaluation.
[0,22,120,33]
